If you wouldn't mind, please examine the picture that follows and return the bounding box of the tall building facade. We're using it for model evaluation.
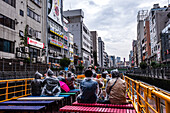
[90,31,98,66]
[47,0,70,64]
[142,16,151,63]
[149,4,170,62]
[137,10,148,65]
[0,0,45,63]
[63,9,92,67]
[132,40,138,67]
[98,37,105,67]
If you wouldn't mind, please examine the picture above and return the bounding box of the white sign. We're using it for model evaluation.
[48,0,63,26]
[27,37,44,49]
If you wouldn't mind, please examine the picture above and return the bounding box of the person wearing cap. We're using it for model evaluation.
[106,70,127,104]
[57,71,66,83]
[31,71,43,96]
[77,69,99,103]
[41,69,61,96]
[65,72,75,90]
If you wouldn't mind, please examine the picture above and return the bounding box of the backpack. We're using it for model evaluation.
[59,81,70,92]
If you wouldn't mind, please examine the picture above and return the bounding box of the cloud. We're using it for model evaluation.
[63,0,167,60]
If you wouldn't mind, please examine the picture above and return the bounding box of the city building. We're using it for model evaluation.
[129,50,133,67]
[90,31,98,66]
[0,0,45,63]
[108,55,115,67]
[47,0,69,64]
[68,32,74,64]
[137,10,148,65]
[104,51,108,67]
[161,23,170,64]
[98,37,105,67]
[142,16,151,64]
[149,4,170,62]
[63,9,91,67]
[132,40,138,67]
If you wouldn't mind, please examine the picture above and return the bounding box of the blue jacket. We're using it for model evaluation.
[77,78,98,103]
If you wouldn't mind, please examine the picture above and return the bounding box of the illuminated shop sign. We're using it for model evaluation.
[27,37,44,49]
[50,26,63,38]
[64,36,68,41]
[49,38,63,48]
[64,45,68,50]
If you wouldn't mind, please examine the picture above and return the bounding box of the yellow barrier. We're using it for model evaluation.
[0,78,34,102]
[125,76,170,113]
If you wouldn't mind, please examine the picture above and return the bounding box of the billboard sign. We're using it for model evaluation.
[48,0,63,26]
[27,37,44,49]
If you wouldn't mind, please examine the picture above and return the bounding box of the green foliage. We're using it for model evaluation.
[25,57,31,63]
[140,62,147,69]
[78,64,84,71]
[59,57,71,68]
[151,61,157,68]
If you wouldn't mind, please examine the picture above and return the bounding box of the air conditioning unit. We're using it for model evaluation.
[25,54,29,58]
[32,58,36,63]
[53,52,57,57]
[37,56,41,62]
[16,47,21,52]
[27,27,33,36]
[36,32,41,40]
[25,47,29,53]
[21,53,25,58]
[16,52,21,58]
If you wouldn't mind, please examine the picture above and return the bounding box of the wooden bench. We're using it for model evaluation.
[17,97,64,101]
[60,92,77,103]
[0,101,54,113]
[72,101,134,109]
[59,105,136,113]
[0,105,45,113]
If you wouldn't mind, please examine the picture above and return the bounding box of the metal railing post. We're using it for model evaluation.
[136,82,141,113]
[25,80,27,96]
[144,87,149,113]
[6,81,8,100]
[165,101,170,113]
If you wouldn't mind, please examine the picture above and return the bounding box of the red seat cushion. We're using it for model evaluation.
[72,101,134,109]
[59,105,136,113]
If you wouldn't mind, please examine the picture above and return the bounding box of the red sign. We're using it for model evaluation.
[27,37,44,49]
[64,36,68,41]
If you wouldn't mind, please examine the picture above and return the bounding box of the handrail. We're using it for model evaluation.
[125,76,170,113]
[0,78,34,102]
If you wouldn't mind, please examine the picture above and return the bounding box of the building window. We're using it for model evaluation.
[3,0,16,8]
[29,48,40,58]
[0,38,14,53]
[27,7,41,23]
[31,0,41,7]
[20,10,24,16]
[0,14,15,30]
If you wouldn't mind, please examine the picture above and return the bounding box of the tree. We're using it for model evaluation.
[59,58,71,68]
[151,61,157,68]
[140,62,147,69]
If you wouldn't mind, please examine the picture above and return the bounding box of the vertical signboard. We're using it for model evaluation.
[48,0,63,26]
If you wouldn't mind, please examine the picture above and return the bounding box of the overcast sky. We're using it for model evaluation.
[63,0,167,61]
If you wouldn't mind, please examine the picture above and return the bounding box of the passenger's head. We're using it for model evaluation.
[67,72,72,77]
[93,73,97,78]
[111,69,120,78]
[47,69,54,77]
[88,65,92,70]
[59,71,64,76]
[34,71,43,79]
[102,72,107,79]
[85,69,93,77]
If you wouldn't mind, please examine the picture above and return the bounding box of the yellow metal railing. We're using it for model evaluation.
[125,76,170,113]
[0,78,34,102]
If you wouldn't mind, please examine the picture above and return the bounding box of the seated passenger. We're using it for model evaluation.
[100,72,107,99]
[31,71,43,96]
[57,71,66,83]
[66,72,75,90]
[106,70,127,104]
[41,69,61,96]
[77,70,99,103]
